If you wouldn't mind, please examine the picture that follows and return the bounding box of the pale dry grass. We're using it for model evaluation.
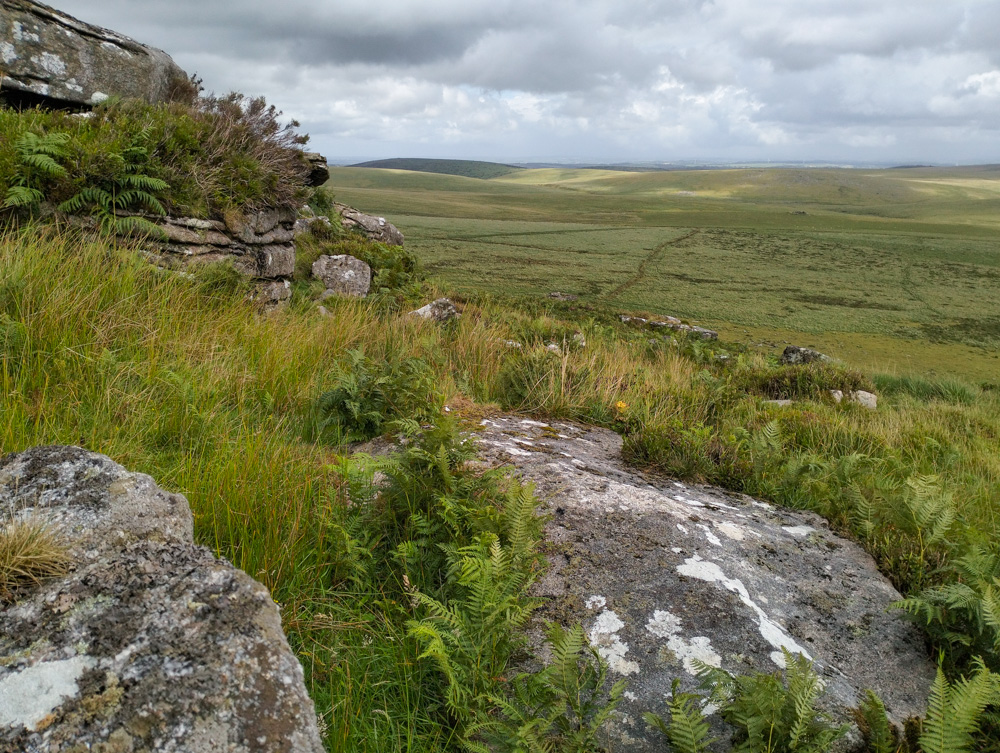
[0,516,70,598]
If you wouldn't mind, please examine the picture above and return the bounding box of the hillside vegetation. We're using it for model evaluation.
[2,98,1000,751]
[351,158,523,179]
[324,165,1000,383]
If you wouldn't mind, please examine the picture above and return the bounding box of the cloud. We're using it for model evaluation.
[46,0,1000,163]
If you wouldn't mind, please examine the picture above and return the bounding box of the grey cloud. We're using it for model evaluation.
[43,0,1000,163]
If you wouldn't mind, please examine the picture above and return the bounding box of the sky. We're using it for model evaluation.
[51,0,1000,165]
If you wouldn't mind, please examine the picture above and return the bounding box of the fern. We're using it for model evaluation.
[55,131,169,236]
[643,678,716,753]
[2,131,70,209]
[693,650,847,753]
[920,660,1000,753]
[854,689,901,753]
[474,624,626,753]
[895,545,1000,670]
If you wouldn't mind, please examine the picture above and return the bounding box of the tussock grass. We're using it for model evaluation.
[0,517,70,598]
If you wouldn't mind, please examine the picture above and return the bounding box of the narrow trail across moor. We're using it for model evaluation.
[602,229,700,301]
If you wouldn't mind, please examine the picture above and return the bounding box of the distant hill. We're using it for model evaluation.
[350,158,523,179]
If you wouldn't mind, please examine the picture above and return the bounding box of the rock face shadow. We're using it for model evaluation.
[476,417,935,751]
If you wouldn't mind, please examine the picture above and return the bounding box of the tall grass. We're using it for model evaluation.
[3,227,1000,748]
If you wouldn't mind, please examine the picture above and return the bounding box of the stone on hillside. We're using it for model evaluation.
[476,417,936,750]
[409,298,460,323]
[781,345,832,365]
[0,0,188,109]
[334,203,404,246]
[0,445,323,753]
[312,254,371,298]
[548,292,578,301]
[302,152,329,187]
[851,390,878,410]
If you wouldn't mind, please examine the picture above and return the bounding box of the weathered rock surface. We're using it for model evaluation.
[301,152,329,187]
[409,298,460,323]
[476,417,935,750]
[781,345,832,365]
[0,0,188,109]
[312,254,371,298]
[137,209,299,304]
[333,202,404,246]
[0,446,323,753]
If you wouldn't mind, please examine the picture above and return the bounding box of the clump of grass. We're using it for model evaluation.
[0,516,71,599]
[874,373,979,405]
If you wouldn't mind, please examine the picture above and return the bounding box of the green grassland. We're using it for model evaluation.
[326,165,1000,382]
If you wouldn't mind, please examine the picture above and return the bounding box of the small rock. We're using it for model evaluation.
[312,255,372,298]
[546,343,561,353]
[781,346,832,365]
[409,298,460,323]
[830,390,844,403]
[317,306,331,317]
[572,332,587,348]
[503,340,523,349]
[335,203,404,246]
[549,292,578,301]
[850,390,878,410]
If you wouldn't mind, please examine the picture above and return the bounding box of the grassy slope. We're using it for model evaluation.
[4,228,1000,749]
[350,159,522,179]
[324,165,1000,382]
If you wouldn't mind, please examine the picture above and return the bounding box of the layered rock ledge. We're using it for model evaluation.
[476,416,935,750]
[0,446,323,753]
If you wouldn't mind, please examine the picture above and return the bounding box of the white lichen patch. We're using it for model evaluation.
[30,52,67,76]
[0,656,94,730]
[12,22,41,43]
[646,609,682,638]
[782,525,815,538]
[588,610,639,676]
[677,556,811,666]
[1,42,17,64]
[698,524,722,546]
[585,595,606,610]
[645,609,721,673]
[715,522,746,541]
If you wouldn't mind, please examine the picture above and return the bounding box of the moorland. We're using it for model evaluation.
[3,99,1000,753]
[327,162,1000,383]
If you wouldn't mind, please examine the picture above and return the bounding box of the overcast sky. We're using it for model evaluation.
[52,0,1000,165]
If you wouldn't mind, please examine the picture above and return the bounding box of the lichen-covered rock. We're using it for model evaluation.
[0,0,188,109]
[312,254,371,298]
[476,417,935,750]
[781,345,832,365]
[0,446,324,753]
[333,203,404,246]
[409,298,460,323]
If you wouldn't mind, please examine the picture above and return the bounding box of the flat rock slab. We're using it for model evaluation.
[0,446,323,753]
[476,417,935,750]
